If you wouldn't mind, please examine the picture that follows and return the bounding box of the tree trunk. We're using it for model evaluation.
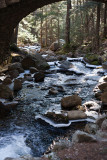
[65,0,71,44]
[45,7,48,47]
[40,8,43,47]
[104,2,107,38]
[96,2,101,50]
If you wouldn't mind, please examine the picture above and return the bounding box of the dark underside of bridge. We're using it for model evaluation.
[0,0,106,64]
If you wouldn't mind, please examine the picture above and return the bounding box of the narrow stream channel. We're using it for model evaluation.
[0,56,106,159]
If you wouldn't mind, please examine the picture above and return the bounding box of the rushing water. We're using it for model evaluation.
[0,56,106,160]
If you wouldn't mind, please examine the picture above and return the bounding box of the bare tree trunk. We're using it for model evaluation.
[65,0,71,44]
[40,8,43,47]
[96,3,101,50]
[104,2,107,38]
[45,6,48,47]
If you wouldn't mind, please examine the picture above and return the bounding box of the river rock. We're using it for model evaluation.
[0,84,13,99]
[8,62,24,73]
[83,101,101,111]
[59,60,74,69]
[96,114,107,128]
[101,119,107,131]
[3,77,12,85]
[72,130,97,144]
[34,72,45,82]
[84,123,99,134]
[98,82,107,91]
[49,88,58,95]
[21,54,50,70]
[67,110,87,120]
[30,67,38,74]
[9,69,19,79]
[102,61,107,69]
[101,92,107,104]
[49,42,59,51]
[61,95,82,110]
[45,111,68,123]
[14,79,22,91]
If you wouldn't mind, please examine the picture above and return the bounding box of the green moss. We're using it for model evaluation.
[85,54,100,65]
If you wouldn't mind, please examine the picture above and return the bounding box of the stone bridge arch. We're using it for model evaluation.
[0,0,106,64]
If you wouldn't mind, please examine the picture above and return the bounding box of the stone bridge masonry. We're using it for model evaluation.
[0,0,106,64]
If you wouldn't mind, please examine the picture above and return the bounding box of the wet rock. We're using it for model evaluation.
[3,77,12,85]
[95,92,101,100]
[61,95,82,110]
[101,119,107,131]
[96,114,107,128]
[45,111,68,123]
[21,56,36,69]
[34,72,45,82]
[14,79,22,91]
[83,101,101,111]
[67,110,87,120]
[21,54,50,70]
[9,69,19,79]
[0,101,18,117]
[84,123,99,134]
[49,88,58,95]
[0,84,13,99]
[30,67,38,74]
[8,62,24,73]
[59,60,74,69]
[72,130,97,144]
[102,61,107,69]
[98,82,107,91]
[101,92,107,104]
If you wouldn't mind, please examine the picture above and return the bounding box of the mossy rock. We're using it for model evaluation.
[84,54,100,65]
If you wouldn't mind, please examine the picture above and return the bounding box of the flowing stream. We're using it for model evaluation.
[0,55,106,160]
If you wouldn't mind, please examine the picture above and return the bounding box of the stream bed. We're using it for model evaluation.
[0,56,106,159]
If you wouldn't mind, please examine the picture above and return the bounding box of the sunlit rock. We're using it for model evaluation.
[67,110,87,120]
[61,95,82,110]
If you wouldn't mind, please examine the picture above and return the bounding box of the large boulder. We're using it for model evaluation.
[21,54,50,70]
[72,130,97,144]
[61,95,82,110]
[101,92,107,104]
[67,110,87,120]
[14,79,22,91]
[98,82,107,91]
[0,84,13,99]
[8,62,24,73]
[0,101,18,117]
